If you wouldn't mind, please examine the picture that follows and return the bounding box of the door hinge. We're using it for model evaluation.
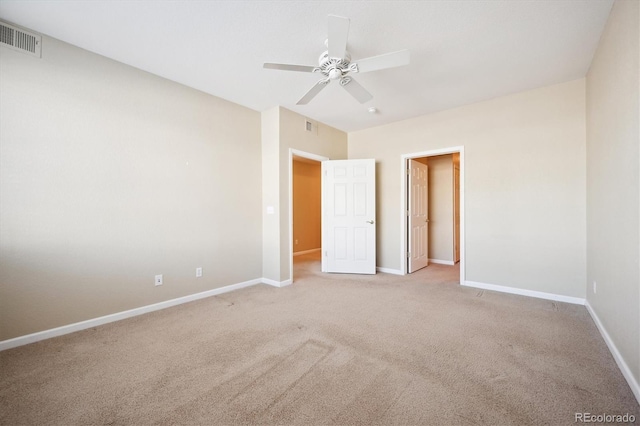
[407,252,411,258]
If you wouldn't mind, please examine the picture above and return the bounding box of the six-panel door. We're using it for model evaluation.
[323,159,376,274]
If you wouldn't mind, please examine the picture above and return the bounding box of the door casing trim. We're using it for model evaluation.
[400,146,465,282]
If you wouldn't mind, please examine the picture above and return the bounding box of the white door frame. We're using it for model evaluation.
[400,146,465,283]
[289,149,330,283]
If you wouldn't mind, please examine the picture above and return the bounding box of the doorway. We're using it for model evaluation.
[401,147,464,283]
[289,149,328,283]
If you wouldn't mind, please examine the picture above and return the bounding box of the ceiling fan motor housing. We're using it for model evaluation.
[318,51,352,79]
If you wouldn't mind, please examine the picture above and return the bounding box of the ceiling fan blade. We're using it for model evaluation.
[327,15,350,59]
[264,63,317,73]
[297,80,329,105]
[354,49,410,73]
[340,77,373,104]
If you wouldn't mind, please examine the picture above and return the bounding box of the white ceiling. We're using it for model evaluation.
[0,0,613,132]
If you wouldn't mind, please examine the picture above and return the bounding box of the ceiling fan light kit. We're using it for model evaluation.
[264,15,410,105]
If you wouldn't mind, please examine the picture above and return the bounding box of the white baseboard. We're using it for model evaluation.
[377,267,404,275]
[0,278,263,352]
[262,278,293,287]
[463,280,586,305]
[429,259,455,266]
[585,300,640,405]
[293,248,321,257]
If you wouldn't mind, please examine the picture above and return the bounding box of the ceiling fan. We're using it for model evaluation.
[264,15,410,105]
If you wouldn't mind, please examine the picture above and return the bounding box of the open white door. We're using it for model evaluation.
[408,159,429,273]
[323,159,376,274]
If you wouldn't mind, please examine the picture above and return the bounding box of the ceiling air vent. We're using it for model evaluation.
[0,21,41,58]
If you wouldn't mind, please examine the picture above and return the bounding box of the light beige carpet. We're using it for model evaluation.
[1,252,638,425]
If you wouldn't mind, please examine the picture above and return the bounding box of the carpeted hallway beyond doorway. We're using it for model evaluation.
[1,252,638,425]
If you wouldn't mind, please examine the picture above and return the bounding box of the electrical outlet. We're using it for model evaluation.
[155,274,163,286]
[593,281,596,294]
[196,267,203,278]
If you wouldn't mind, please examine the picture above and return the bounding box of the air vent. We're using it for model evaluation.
[305,119,317,134]
[0,21,41,58]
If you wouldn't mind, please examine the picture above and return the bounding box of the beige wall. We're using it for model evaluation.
[586,0,640,388]
[261,107,281,281]
[261,107,348,283]
[0,36,262,341]
[293,160,321,252]
[349,79,587,298]
[427,155,454,263]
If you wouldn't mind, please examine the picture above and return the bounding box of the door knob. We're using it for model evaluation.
[425,219,430,223]
[366,220,375,224]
